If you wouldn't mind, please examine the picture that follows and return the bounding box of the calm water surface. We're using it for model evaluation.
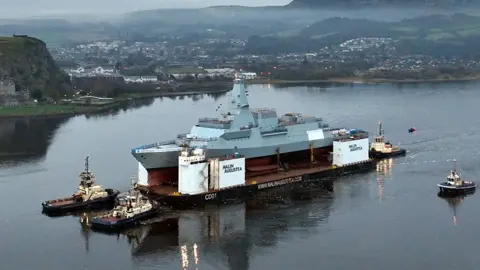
[1,82,480,270]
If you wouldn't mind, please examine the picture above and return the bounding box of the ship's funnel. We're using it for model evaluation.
[229,78,249,111]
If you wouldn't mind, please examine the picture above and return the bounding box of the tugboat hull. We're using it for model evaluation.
[369,148,407,159]
[437,182,476,196]
[41,189,120,216]
[90,204,160,232]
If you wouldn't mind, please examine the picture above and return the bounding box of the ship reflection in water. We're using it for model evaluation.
[110,187,334,269]
[438,190,476,227]
[79,210,112,253]
[376,158,393,201]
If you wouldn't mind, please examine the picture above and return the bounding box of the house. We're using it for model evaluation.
[93,66,115,74]
[205,68,236,78]
[124,76,158,84]
[0,79,16,95]
[141,76,158,83]
[72,95,114,105]
[239,72,258,80]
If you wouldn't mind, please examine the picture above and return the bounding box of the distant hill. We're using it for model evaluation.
[245,13,480,56]
[287,0,480,8]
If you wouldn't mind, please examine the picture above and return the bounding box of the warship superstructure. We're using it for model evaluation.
[132,77,369,187]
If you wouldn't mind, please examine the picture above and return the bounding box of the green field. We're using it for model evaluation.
[0,104,88,117]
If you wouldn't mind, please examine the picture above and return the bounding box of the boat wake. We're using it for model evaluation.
[0,167,48,181]
[396,158,464,167]
[399,131,477,147]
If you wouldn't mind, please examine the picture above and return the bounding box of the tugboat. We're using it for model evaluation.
[41,156,120,216]
[369,121,406,159]
[437,159,476,196]
[90,178,160,232]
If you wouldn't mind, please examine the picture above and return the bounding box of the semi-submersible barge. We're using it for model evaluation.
[132,77,376,207]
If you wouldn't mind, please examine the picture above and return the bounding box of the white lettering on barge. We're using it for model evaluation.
[257,176,303,190]
[205,193,217,200]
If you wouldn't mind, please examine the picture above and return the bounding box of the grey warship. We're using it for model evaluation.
[132,77,368,186]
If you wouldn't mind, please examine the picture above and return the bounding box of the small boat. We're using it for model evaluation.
[408,127,416,133]
[90,178,160,232]
[437,159,476,196]
[369,121,406,159]
[41,156,120,216]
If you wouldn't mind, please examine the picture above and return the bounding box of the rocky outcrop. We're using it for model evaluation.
[0,35,71,100]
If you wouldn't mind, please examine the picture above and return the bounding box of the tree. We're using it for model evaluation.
[183,75,195,82]
[30,89,43,100]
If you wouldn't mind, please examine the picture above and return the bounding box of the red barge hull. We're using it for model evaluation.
[145,147,334,187]
[137,159,376,209]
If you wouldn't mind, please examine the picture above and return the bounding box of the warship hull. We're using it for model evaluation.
[41,189,120,216]
[132,136,335,169]
[140,159,376,209]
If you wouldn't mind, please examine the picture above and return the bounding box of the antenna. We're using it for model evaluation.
[378,121,383,136]
[85,156,90,173]
[453,159,457,172]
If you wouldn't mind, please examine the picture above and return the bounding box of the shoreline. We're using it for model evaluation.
[0,87,230,119]
[245,76,480,85]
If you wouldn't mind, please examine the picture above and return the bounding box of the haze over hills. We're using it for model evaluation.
[0,0,479,48]
[287,0,480,7]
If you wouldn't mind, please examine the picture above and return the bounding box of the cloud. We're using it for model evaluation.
[0,0,291,18]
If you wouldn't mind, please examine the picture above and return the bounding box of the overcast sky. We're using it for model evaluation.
[0,0,291,18]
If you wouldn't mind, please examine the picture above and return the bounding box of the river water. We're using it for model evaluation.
[1,82,480,270]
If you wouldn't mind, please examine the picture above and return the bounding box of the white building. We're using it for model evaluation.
[239,72,257,80]
[124,76,158,83]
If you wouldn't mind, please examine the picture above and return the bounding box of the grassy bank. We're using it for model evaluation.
[245,76,480,85]
[0,103,125,118]
[119,87,231,99]
[0,84,232,118]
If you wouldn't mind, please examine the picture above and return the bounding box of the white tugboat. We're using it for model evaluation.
[90,177,159,232]
[438,159,476,196]
[41,156,120,215]
[369,121,406,159]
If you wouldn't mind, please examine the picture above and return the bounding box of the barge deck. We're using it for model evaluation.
[136,136,376,208]
[139,160,375,208]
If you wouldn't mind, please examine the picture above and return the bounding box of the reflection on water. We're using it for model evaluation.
[78,210,112,253]
[157,92,227,102]
[0,117,69,166]
[84,98,155,119]
[376,158,394,201]
[113,187,334,269]
[438,190,476,227]
[0,92,227,167]
[376,158,393,176]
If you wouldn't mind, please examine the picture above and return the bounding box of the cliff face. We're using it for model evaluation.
[0,35,71,99]
[287,0,480,7]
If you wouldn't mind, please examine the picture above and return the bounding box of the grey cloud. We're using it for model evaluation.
[0,0,290,18]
